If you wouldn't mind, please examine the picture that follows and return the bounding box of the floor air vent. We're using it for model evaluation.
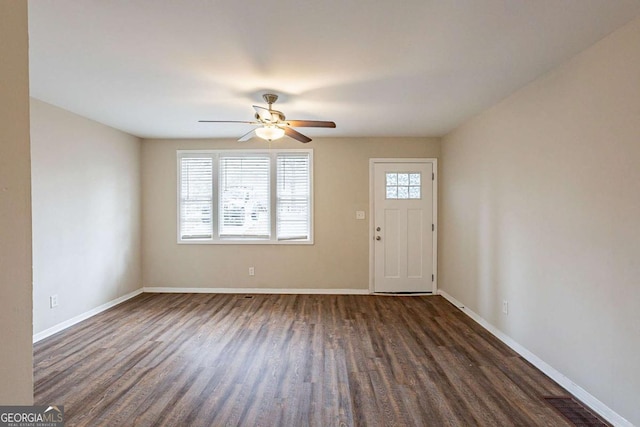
[543,396,610,426]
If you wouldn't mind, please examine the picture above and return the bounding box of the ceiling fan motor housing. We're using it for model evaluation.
[255,111,286,122]
[263,93,279,105]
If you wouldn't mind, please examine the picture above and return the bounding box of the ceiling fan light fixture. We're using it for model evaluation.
[255,125,285,141]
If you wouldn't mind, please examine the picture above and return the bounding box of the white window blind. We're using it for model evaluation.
[219,156,270,238]
[179,157,213,239]
[277,153,310,240]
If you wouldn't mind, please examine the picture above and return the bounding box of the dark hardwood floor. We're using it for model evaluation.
[35,293,577,426]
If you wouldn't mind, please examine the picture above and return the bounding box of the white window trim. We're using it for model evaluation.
[176,149,314,245]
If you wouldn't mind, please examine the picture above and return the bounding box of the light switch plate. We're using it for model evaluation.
[356,211,365,220]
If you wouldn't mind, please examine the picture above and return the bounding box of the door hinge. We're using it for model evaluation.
[432,274,434,282]
[432,172,435,180]
[432,223,434,232]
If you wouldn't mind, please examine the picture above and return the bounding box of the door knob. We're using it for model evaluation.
[376,227,381,231]
[376,236,381,241]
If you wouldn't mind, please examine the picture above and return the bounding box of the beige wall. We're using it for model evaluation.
[31,99,142,334]
[440,16,640,425]
[0,0,33,404]
[142,137,439,290]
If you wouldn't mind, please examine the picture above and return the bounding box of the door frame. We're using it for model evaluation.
[369,158,438,294]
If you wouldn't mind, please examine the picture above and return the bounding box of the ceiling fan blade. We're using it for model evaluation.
[285,120,336,128]
[253,105,272,123]
[198,120,258,124]
[284,127,312,143]
[238,129,256,142]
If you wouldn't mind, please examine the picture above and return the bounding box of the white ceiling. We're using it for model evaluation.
[28,0,640,140]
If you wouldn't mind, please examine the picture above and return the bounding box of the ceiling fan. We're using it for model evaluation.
[199,94,336,143]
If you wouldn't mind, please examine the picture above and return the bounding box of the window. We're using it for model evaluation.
[386,172,421,199]
[219,155,270,238]
[179,156,213,239]
[177,149,313,244]
[277,154,311,240]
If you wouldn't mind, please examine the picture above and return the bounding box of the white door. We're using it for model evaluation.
[372,161,435,293]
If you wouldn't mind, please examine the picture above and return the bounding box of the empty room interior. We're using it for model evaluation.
[2,0,640,425]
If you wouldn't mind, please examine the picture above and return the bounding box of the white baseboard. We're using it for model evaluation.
[437,289,633,427]
[142,287,370,295]
[33,289,143,343]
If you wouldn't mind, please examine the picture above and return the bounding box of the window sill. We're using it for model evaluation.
[177,238,314,245]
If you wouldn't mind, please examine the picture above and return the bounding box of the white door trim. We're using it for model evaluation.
[369,158,438,294]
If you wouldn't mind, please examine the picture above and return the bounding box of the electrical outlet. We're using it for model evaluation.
[50,294,59,308]
[249,267,255,276]
[502,300,509,315]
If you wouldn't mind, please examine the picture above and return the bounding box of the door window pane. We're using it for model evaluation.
[386,173,397,186]
[386,186,398,199]
[398,186,409,199]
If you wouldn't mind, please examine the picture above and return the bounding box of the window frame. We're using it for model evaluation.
[176,149,313,245]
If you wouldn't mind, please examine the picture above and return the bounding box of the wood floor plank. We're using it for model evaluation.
[34,294,585,426]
